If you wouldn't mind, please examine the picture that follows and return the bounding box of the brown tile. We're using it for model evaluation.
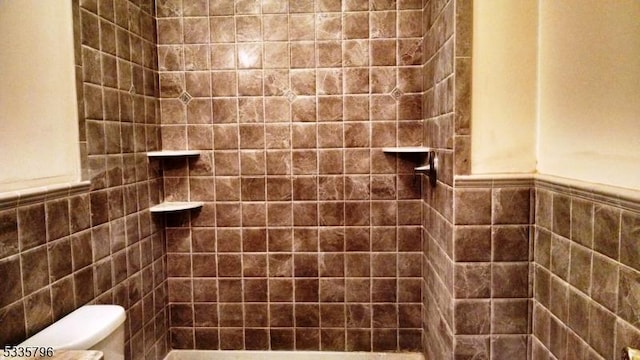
[492,263,529,298]
[454,226,491,262]
[289,14,315,41]
[371,201,396,226]
[372,278,396,302]
[319,228,345,251]
[588,302,615,359]
[316,13,342,40]
[492,299,529,334]
[372,328,397,351]
[321,329,345,351]
[550,234,570,281]
[493,188,531,225]
[567,288,590,340]
[263,15,288,41]
[170,328,194,350]
[370,39,397,66]
[317,124,342,149]
[455,188,491,225]
[237,71,263,96]
[269,253,293,277]
[291,42,316,68]
[615,319,640,360]
[321,304,345,327]
[0,210,18,259]
[568,242,592,294]
[320,278,345,302]
[549,276,569,322]
[593,204,620,259]
[295,304,319,328]
[211,71,237,96]
[620,211,640,271]
[454,263,491,299]
[270,303,294,327]
[289,0,313,13]
[295,278,319,302]
[346,279,370,303]
[346,329,371,351]
[347,303,371,327]
[244,279,268,302]
[552,194,571,239]
[454,336,490,360]
[292,228,317,251]
[219,304,242,327]
[269,279,293,302]
[218,328,242,350]
[0,255,22,307]
[343,12,369,39]
[18,204,46,251]
[217,254,242,277]
[344,68,370,94]
[194,328,219,350]
[296,328,320,350]
[270,329,294,350]
[491,335,528,360]
[370,11,396,39]
[0,301,26,345]
[24,288,53,336]
[398,303,421,328]
[618,266,640,327]
[591,253,618,312]
[244,328,268,350]
[294,253,318,277]
[492,226,530,261]
[455,300,490,334]
[48,239,72,282]
[291,97,317,122]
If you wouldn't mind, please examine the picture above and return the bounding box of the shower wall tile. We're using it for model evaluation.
[421,0,458,359]
[451,179,534,360]
[159,0,426,353]
[0,1,166,360]
[531,180,640,360]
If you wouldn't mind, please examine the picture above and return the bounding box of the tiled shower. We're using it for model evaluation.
[1,1,639,360]
[156,0,426,352]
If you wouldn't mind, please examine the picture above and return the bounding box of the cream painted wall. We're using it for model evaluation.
[537,0,640,190]
[471,0,538,174]
[472,0,640,190]
[0,0,80,192]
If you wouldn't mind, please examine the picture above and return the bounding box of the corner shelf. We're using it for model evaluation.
[147,150,202,157]
[148,150,203,214]
[150,201,204,213]
[382,146,438,186]
[382,147,432,153]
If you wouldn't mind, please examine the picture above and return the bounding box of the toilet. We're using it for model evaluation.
[20,305,126,360]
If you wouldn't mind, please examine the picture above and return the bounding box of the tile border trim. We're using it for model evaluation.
[0,181,91,210]
[455,173,640,212]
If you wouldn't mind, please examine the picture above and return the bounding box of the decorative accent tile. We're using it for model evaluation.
[390,87,404,101]
[284,89,298,103]
[179,91,193,105]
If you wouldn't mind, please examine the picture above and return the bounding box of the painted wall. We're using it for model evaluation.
[472,0,640,190]
[0,0,80,192]
[537,0,640,190]
[471,0,538,174]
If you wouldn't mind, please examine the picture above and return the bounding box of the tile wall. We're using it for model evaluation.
[0,1,167,360]
[420,0,458,358]
[155,0,425,352]
[452,178,533,359]
[531,179,640,360]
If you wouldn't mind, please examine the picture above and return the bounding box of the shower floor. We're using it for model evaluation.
[165,350,425,360]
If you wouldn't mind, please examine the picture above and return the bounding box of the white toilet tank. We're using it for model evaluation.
[20,305,126,360]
